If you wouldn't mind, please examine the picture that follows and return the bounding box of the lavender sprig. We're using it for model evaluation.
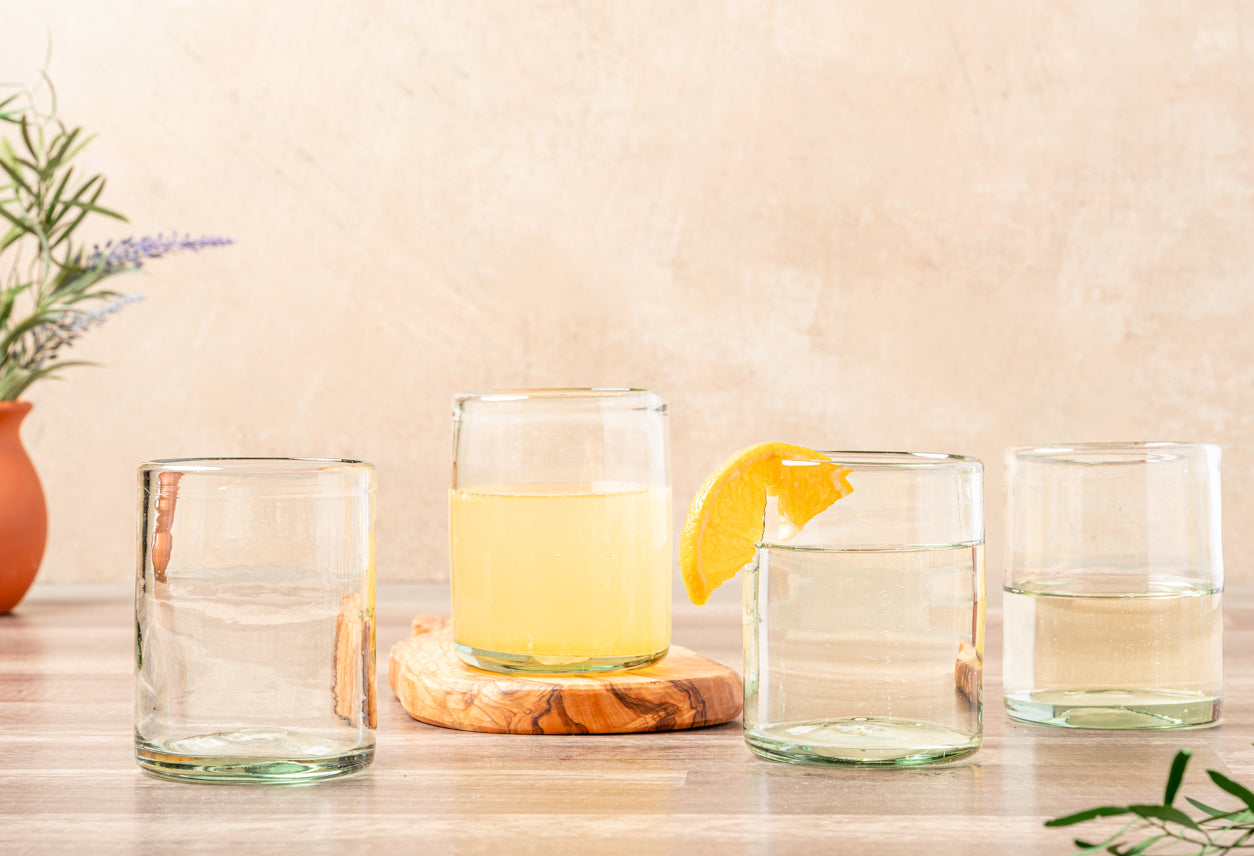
[20,294,144,369]
[84,233,234,272]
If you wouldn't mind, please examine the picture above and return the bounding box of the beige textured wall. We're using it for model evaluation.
[4,2,1252,586]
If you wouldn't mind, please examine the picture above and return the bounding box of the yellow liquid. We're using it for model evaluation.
[450,484,671,668]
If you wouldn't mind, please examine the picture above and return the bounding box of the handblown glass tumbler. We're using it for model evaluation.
[450,389,671,674]
[134,458,376,783]
[1003,442,1223,729]
[744,451,985,766]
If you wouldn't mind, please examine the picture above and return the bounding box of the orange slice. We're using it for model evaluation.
[680,442,853,605]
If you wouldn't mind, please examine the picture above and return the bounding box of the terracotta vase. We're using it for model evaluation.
[0,401,48,613]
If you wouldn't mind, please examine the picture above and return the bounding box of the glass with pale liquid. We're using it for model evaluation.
[1004,442,1223,729]
[744,451,984,766]
[450,389,671,673]
[134,458,376,783]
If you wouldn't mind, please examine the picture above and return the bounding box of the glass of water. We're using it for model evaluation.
[1003,442,1223,729]
[743,451,984,766]
[134,458,376,783]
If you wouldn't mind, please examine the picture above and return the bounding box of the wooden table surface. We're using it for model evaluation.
[2,582,1251,855]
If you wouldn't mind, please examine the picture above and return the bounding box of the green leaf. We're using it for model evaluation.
[0,203,28,232]
[75,201,126,220]
[19,115,39,160]
[0,136,19,176]
[46,173,101,234]
[40,358,95,371]
[48,177,128,251]
[9,154,40,173]
[55,176,126,224]
[45,126,81,172]
[48,205,90,250]
[62,284,122,304]
[0,222,23,252]
[1164,749,1192,806]
[0,360,95,401]
[0,153,34,195]
[0,93,20,123]
[1186,796,1233,817]
[1183,797,1254,825]
[45,165,74,220]
[1209,769,1254,812]
[1128,804,1201,830]
[60,130,96,164]
[36,67,59,116]
[0,287,20,328]
[50,265,121,300]
[1067,822,1139,855]
[1119,836,1165,855]
[0,306,68,355]
[1047,806,1133,827]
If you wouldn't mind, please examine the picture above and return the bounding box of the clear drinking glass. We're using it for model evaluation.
[1003,442,1223,729]
[450,388,671,674]
[743,451,984,766]
[134,458,376,783]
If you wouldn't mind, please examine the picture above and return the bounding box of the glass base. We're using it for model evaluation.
[136,728,374,784]
[1004,689,1222,730]
[453,643,668,675]
[744,717,981,767]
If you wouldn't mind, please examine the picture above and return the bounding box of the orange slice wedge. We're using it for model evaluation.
[680,442,854,605]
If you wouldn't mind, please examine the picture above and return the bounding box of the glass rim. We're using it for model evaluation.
[452,388,666,412]
[139,457,374,474]
[807,450,983,471]
[1010,441,1219,464]
[455,387,657,401]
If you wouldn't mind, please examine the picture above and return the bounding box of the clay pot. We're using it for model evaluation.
[0,401,48,613]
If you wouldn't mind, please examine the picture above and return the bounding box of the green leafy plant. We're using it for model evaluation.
[1047,749,1254,854]
[0,71,229,401]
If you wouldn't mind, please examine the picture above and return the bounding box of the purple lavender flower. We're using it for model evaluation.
[23,294,145,368]
[84,233,234,271]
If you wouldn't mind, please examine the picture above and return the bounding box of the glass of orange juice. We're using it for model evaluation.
[450,388,671,673]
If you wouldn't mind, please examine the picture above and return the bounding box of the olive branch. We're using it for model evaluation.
[1047,748,1254,854]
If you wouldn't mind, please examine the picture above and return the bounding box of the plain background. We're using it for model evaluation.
[3,2,1251,589]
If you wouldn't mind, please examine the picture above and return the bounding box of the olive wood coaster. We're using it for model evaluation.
[388,616,743,734]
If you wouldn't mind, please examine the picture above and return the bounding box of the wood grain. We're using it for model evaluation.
[389,615,742,734]
[1,582,1252,856]
[956,640,981,702]
[332,593,376,728]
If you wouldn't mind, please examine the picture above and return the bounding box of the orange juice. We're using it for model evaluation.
[450,484,671,669]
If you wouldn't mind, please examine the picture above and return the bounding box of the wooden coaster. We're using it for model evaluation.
[388,616,743,734]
